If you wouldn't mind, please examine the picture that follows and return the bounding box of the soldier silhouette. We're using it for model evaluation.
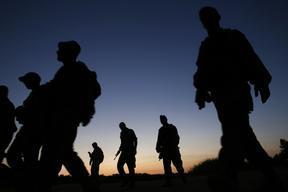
[194,6,283,191]
[39,40,101,191]
[156,115,186,187]
[115,122,137,189]
[7,72,44,170]
[0,85,17,164]
[88,142,104,177]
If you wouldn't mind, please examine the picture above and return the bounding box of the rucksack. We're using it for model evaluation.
[80,65,102,126]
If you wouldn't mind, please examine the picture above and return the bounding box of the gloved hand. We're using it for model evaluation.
[254,85,270,103]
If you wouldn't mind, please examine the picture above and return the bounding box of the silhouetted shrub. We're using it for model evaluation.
[188,158,222,176]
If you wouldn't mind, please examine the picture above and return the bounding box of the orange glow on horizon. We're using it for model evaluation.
[59,153,217,176]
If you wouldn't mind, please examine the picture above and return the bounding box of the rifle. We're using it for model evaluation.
[114,150,121,160]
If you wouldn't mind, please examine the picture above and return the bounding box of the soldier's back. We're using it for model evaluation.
[159,124,179,150]
[205,30,251,83]
[121,128,136,151]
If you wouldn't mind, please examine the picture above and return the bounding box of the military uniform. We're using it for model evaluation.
[156,123,184,179]
[194,28,273,180]
[40,41,101,182]
[40,61,95,178]
[89,145,104,177]
[117,127,137,175]
[7,73,46,169]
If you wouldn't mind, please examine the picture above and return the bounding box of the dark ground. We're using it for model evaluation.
[0,166,287,192]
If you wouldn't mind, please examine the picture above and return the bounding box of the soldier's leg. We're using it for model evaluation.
[163,156,172,176]
[162,156,173,186]
[117,154,126,176]
[64,151,89,177]
[172,149,184,174]
[91,163,99,177]
[53,115,89,178]
[90,162,97,177]
[245,127,285,191]
[117,154,130,187]
[95,163,100,176]
[126,155,136,188]
[214,102,247,191]
[39,142,62,178]
[23,135,42,169]
[59,118,94,192]
[171,149,186,183]
[90,164,94,177]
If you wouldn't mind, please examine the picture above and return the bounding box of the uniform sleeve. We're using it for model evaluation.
[156,129,162,153]
[132,130,137,149]
[194,41,210,91]
[119,132,123,151]
[171,125,180,146]
[235,30,272,87]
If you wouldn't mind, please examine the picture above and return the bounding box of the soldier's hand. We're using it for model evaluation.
[197,100,205,110]
[254,85,259,98]
[195,90,206,110]
[259,86,270,103]
[255,85,270,103]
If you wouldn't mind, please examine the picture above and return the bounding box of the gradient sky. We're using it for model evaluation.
[1,0,288,176]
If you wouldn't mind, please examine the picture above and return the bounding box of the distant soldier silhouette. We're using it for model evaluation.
[156,115,185,186]
[88,142,104,177]
[194,6,282,191]
[39,41,101,191]
[7,72,44,170]
[116,122,137,188]
[0,85,17,164]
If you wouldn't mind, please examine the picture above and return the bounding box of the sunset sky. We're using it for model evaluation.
[1,0,288,176]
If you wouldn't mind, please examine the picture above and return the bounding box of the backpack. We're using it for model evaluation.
[80,65,102,126]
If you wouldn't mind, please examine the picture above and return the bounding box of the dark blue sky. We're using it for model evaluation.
[1,0,287,175]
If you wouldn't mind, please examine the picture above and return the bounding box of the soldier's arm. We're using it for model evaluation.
[134,137,138,155]
[156,129,162,153]
[194,42,212,109]
[118,132,123,152]
[88,152,92,165]
[174,126,180,146]
[236,30,272,103]
[134,134,138,149]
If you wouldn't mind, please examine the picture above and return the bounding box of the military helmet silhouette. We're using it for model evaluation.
[199,6,221,22]
[160,115,167,121]
[19,72,41,84]
[92,142,98,148]
[58,40,81,57]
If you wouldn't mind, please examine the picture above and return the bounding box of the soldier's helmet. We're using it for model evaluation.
[58,40,81,57]
[199,6,221,23]
[19,72,41,85]
[92,142,98,148]
[119,122,126,129]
